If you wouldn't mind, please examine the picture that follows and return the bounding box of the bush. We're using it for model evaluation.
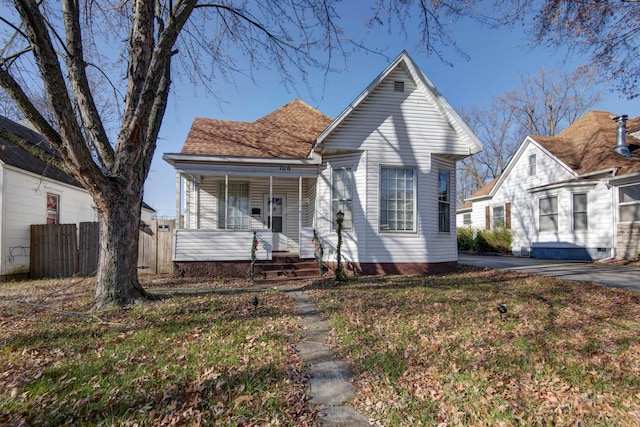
[457,227,475,251]
[474,228,513,254]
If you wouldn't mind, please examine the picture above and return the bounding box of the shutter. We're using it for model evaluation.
[485,206,491,230]
[505,202,511,229]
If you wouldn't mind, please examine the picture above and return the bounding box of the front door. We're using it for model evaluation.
[264,195,287,251]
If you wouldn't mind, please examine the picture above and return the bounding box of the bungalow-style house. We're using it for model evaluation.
[457,111,640,261]
[0,116,155,279]
[163,51,483,278]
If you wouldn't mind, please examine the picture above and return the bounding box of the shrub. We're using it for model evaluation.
[475,228,513,254]
[457,227,475,251]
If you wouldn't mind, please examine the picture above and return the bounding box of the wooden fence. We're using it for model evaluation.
[30,220,174,279]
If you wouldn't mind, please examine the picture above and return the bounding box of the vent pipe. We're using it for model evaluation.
[613,115,630,158]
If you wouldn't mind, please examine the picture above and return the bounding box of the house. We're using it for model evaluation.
[0,116,155,279]
[163,51,483,277]
[457,111,640,261]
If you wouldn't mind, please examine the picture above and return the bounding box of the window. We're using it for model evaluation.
[528,154,537,177]
[539,196,558,232]
[380,167,415,232]
[463,213,471,226]
[332,167,353,229]
[620,184,640,223]
[492,206,505,229]
[438,171,451,232]
[217,182,249,229]
[573,193,588,231]
[46,193,59,224]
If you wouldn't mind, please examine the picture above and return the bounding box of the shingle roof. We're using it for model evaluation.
[533,110,640,176]
[0,116,79,187]
[181,99,333,158]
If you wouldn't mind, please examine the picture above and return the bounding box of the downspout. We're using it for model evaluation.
[298,176,303,255]
[224,175,228,229]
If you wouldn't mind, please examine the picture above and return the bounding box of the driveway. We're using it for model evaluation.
[458,254,640,292]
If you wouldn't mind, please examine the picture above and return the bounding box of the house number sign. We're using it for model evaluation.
[279,166,291,171]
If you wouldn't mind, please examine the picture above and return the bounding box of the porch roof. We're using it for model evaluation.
[180,99,332,159]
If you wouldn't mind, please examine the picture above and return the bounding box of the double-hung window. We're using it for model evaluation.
[539,196,558,232]
[620,184,640,223]
[46,193,59,224]
[332,167,353,229]
[572,193,588,231]
[380,167,415,232]
[217,182,249,229]
[463,213,472,226]
[438,171,451,232]
[492,206,505,229]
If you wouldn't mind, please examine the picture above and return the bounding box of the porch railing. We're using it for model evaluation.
[312,229,324,277]
[250,231,258,280]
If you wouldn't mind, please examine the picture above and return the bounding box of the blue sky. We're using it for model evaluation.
[145,11,638,218]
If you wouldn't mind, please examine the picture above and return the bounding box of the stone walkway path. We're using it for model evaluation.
[288,289,370,426]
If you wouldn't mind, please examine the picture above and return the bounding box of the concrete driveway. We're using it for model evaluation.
[458,254,640,292]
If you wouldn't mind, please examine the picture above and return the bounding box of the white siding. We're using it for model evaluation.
[173,229,271,261]
[471,139,616,258]
[1,166,97,276]
[318,66,464,264]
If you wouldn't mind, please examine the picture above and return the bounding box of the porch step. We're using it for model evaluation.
[253,257,324,282]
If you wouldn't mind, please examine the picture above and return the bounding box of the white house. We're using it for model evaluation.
[0,116,155,279]
[163,51,483,278]
[457,111,640,261]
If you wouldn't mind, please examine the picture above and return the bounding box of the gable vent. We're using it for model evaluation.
[394,80,405,92]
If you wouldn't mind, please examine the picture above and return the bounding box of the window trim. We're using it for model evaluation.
[572,192,588,231]
[379,165,417,233]
[528,153,537,177]
[217,181,250,230]
[438,170,451,233]
[619,184,640,223]
[492,205,505,229]
[538,195,559,233]
[46,193,59,225]
[332,166,354,230]
[463,213,472,226]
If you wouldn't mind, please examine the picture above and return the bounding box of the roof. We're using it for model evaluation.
[0,116,79,187]
[314,51,483,156]
[465,177,499,201]
[181,99,332,158]
[532,111,640,176]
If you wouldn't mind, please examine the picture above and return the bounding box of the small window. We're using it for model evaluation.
[528,154,537,177]
[380,167,415,232]
[438,171,451,233]
[463,213,471,225]
[492,206,505,229]
[620,184,640,223]
[394,81,404,92]
[539,196,558,232]
[46,193,59,224]
[332,167,353,230]
[573,193,588,231]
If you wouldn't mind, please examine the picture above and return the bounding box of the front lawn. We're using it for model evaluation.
[0,277,313,426]
[2,268,639,426]
[308,267,640,426]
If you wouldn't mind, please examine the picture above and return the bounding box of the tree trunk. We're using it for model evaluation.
[92,185,149,309]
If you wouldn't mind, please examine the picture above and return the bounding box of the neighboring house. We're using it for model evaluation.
[163,51,483,277]
[457,111,640,261]
[0,116,155,279]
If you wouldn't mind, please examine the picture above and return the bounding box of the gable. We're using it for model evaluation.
[315,52,482,159]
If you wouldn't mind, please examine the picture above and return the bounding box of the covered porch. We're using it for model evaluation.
[165,155,323,264]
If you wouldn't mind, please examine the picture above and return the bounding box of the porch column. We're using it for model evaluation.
[175,172,182,229]
[299,176,302,253]
[269,176,273,230]
[224,174,228,229]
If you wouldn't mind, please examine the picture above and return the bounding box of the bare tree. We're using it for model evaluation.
[529,0,640,99]
[457,68,601,204]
